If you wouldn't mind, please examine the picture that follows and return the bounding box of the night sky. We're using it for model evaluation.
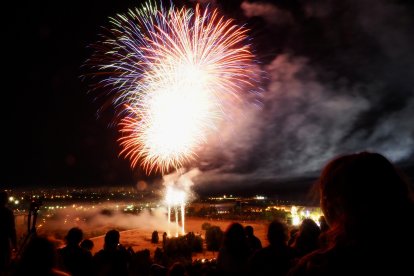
[2,0,414,191]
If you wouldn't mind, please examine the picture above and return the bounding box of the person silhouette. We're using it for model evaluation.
[152,230,159,244]
[162,232,167,248]
[58,227,92,276]
[0,191,17,272]
[80,239,94,258]
[245,225,262,254]
[13,236,69,276]
[288,152,414,276]
[248,220,295,276]
[93,229,130,276]
[290,218,321,258]
[217,222,250,275]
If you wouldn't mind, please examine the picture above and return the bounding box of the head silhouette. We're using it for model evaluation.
[17,236,58,274]
[65,227,83,246]
[80,239,94,251]
[298,219,320,238]
[245,225,254,237]
[223,222,249,255]
[319,151,413,242]
[267,220,288,246]
[104,229,120,250]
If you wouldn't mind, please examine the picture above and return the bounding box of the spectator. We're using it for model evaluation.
[217,222,250,275]
[93,229,131,276]
[14,236,69,276]
[152,230,159,244]
[249,220,295,276]
[290,219,321,258]
[0,191,17,272]
[288,152,414,276]
[80,239,94,258]
[162,232,168,248]
[245,225,262,254]
[58,227,92,276]
[130,249,152,276]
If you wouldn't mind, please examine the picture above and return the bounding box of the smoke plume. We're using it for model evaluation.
[162,168,200,201]
[194,0,414,186]
[36,204,173,239]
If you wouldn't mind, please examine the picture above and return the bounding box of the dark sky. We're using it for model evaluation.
[3,1,143,188]
[2,0,414,190]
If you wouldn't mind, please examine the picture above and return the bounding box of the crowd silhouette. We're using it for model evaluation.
[0,151,413,276]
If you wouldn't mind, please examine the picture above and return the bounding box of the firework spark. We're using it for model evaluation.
[91,2,256,173]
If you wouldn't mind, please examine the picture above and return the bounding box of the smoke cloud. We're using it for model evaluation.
[37,204,173,238]
[162,168,200,201]
[241,1,293,25]
[39,170,202,237]
[193,0,414,186]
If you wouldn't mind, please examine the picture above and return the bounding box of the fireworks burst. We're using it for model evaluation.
[90,1,257,173]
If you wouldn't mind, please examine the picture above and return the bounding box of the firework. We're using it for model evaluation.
[90,1,256,173]
[165,186,186,236]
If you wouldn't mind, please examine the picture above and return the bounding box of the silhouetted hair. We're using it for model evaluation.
[319,151,413,242]
[267,220,288,246]
[80,239,94,250]
[223,223,249,256]
[16,236,57,274]
[65,227,83,245]
[104,229,120,249]
[291,218,321,256]
[298,219,320,237]
[319,216,329,232]
[288,152,414,275]
[245,225,254,236]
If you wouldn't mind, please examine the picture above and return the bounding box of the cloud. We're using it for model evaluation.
[197,55,370,182]
[241,1,294,25]
[192,0,414,186]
